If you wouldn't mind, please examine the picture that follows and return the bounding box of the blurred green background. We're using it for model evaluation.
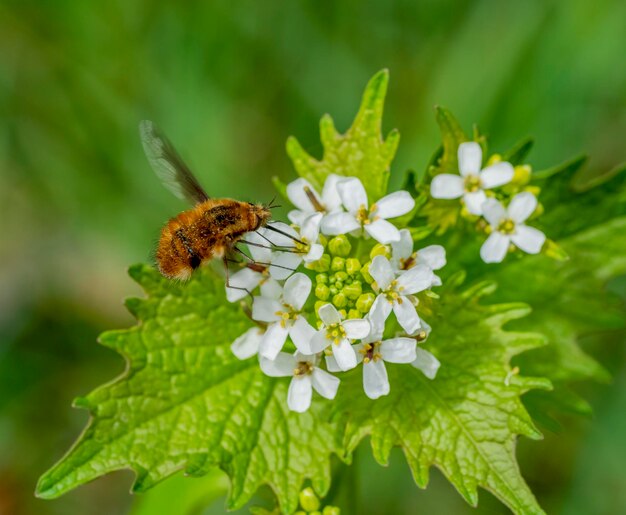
[1,0,625,514]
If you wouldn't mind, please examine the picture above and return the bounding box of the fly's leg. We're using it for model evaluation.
[222,256,254,301]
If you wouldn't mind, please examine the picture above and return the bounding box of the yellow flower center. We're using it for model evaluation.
[293,361,314,376]
[359,342,382,363]
[356,203,379,226]
[275,306,299,328]
[383,279,404,303]
[399,252,417,271]
[325,322,347,345]
[464,174,481,192]
[497,218,516,234]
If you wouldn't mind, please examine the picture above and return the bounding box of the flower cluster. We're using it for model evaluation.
[227,175,444,412]
[430,142,546,263]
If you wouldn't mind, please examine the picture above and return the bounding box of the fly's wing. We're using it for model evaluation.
[139,120,209,204]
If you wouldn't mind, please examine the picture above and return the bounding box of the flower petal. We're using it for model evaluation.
[265,221,299,247]
[259,352,296,377]
[287,177,319,211]
[226,268,262,302]
[396,264,434,294]
[374,191,415,219]
[332,338,358,371]
[364,219,401,244]
[320,212,360,235]
[283,273,312,311]
[482,198,507,227]
[310,329,331,353]
[412,347,441,379]
[363,360,390,399]
[287,209,307,227]
[321,174,343,210]
[511,225,546,254]
[252,297,282,322]
[289,317,316,354]
[231,327,264,360]
[480,232,510,263]
[259,322,289,360]
[391,229,413,266]
[392,298,421,335]
[288,376,313,412]
[370,255,394,290]
[301,212,322,242]
[337,177,368,213]
[245,230,272,262]
[304,243,324,263]
[458,141,482,176]
[463,189,487,215]
[430,174,464,199]
[325,354,341,373]
[507,191,537,223]
[343,318,371,340]
[260,278,283,300]
[311,369,340,400]
[318,303,341,325]
[380,337,417,363]
[363,295,391,343]
[269,252,301,281]
[417,245,446,270]
[480,161,514,189]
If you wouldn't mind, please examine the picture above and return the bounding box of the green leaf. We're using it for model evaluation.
[36,265,341,514]
[430,106,469,175]
[336,281,551,514]
[502,136,534,165]
[286,69,399,200]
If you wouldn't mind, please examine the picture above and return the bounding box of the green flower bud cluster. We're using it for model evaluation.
[295,487,341,515]
[309,235,379,320]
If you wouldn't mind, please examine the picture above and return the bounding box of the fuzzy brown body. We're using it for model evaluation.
[156,198,270,280]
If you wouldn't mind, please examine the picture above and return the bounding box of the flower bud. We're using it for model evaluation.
[315,301,328,317]
[299,487,320,512]
[328,235,352,257]
[315,283,330,301]
[333,292,347,308]
[360,261,374,283]
[306,253,331,272]
[370,243,390,259]
[348,308,361,319]
[331,256,345,272]
[335,271,348,283]
[315,273,328,284]
[356,292,376,313]
[343,281,362,300]
[345,258,361,276]
[322,507,341,515]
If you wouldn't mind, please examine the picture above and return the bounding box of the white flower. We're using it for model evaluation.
[225,228,299,302]
[430,142,514,215]
[270,216,325,266]
[231,326,265,360]
[408,320,440,380]
[309,304,370,371]
[391,229,446,286]
[369,255,434,335]
[251,273,316,359]
[260,351,340,412]
[286,175,343,227]
[322,177,415,243]
[328,297,417,399]
[480,192,546,263]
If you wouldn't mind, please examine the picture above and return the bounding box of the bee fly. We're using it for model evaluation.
[139,120,298,289]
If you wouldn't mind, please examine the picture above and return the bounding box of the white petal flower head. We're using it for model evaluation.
[480,192,546,264]
[230,326,265,360]
[251,273,316,360]
[430,142,515,215]
[310,303,370,372]
[369,255,434,335]
[391,229,446,286]
[322,177,415,243]
[225,228,301,302]
[408,320,441,380]
[336,298,417,399]
[267,218,324,268]
[260,351,340,412]
[286,175,343,226]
